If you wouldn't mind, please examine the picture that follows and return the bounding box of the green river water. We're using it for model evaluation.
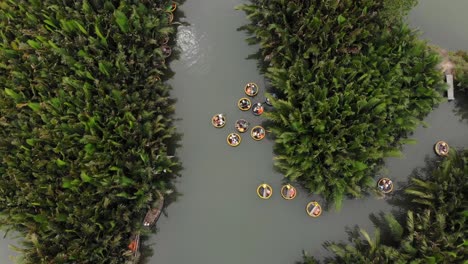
[1,0,467,263]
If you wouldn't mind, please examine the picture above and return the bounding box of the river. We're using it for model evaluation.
[1,0,467,263]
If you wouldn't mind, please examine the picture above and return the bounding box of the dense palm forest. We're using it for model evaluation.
[299,149,468,263]
[0,0,179,263]
[238,0,444,209]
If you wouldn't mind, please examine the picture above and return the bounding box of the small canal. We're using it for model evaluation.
[1,0,467,263]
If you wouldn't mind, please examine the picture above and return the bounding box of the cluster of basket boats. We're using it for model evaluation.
[211,82,272,146]
[257,183,323,218]
[253,141,451,218]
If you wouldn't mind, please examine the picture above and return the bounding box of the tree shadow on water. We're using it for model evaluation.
[452,89,468,122]
[358,154,444,248]
[385,154,441,212]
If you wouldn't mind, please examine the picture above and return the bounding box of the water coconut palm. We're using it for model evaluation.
[0,0,180,262]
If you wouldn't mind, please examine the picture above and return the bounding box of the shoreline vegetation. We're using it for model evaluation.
[237,0,443,210]
[299,149,467,263]
[430,45,468,90]
[0,0,180,263]
[449,51,468,90]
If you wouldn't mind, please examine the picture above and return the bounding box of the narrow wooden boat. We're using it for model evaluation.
[377,177,394,194]
[434,140,449,157]
[306,201,322,217]
[235,119,249,133]
[212,114,226,128]
[238,97,252,111]
[257,183,273,199]
[128,232,140,253]
[244,82,259,97]
[166,12,174,24]
[227,133,241,147]
[127,232,140,264]
[281,184,297,200]
[251,125,266,140]
[166,2,177,12]
[143,190,165,227]
[252,102,264,116]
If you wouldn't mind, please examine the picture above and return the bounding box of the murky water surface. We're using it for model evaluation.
[408,0,468,51]
[1,1,467,263]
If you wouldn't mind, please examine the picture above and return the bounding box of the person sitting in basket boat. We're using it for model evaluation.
[235,120,249,133]
[262,186,271,198]
[307,203,321,216]
[246,86,253,95]
[212,114,225,127]
[161,45,172,57]
[252,126,266,140]
[378,179,386,190]
[437,141,449,155]
[286,186,296,199]
[378,178,393,192]
[239,99,250,109]
[312,206,321,216]
[252,103,264,115]
[228,134,239,145]
[245,83,257,96]
[264,93,277,106]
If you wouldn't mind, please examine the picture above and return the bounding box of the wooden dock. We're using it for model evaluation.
[433,46,456,101]
[446,74,455,101]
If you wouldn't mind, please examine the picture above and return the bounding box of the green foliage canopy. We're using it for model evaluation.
[0,0,178,263]
[238,0,443,209]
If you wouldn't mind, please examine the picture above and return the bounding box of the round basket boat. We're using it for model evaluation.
[235,119,249,133]
[161,35,170,45]
[238,98,252,111]
[166,2,177,12]
[161,45,172,58]
[244,82,259,97]
[434,140,449,157]
[306,201,322,217]
[166,12,174,24]
[252,102,264,116]
[251,125,266,141]
[211,114,226,128]
[227,133,241,147]
[377,177,394,194]
[264,93,277,106]
[257,183,273,199]
[281,184,297,200]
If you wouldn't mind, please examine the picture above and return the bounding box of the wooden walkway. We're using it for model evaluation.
[446,74,455,101]
[435,47,456,101]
